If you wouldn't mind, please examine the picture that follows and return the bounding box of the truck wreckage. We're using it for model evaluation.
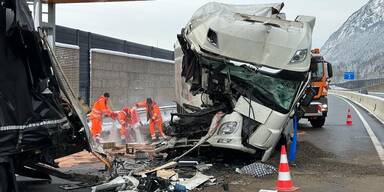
[0,1,108,191]
[0,1,317,191]
[157,2,316,162]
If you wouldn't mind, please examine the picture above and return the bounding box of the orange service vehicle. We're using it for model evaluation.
[303,48,333,127]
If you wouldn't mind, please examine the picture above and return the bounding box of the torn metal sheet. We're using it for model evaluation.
[179,172,214,190]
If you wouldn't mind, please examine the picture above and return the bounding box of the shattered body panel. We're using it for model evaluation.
[0,0,101,188]
[169,2,315,161]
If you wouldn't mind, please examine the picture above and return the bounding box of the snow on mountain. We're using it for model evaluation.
[321,0,384,81]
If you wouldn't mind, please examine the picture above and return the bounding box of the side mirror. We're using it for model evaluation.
[327,62,333,78]
[301,88,316,106]
[310,62,318,73]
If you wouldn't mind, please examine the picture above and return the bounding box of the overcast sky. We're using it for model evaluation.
[53,0,370,50]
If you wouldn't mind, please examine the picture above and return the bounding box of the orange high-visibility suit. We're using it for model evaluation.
[117,107,130,138]
[89,95,112,137]
[117,107,140,139]
[136,99,164,138]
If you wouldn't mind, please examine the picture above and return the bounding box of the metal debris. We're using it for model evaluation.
[91,175,139,192]
[179,171,214,190]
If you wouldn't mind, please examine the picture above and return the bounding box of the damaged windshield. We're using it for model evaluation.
[201,57,301,113]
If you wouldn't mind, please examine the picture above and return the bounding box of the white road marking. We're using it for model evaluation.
[337,96,384,166]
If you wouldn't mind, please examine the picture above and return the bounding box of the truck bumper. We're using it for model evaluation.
[303,97,328,117]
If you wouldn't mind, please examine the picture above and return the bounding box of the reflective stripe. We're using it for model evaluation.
[280,154,288,163]
[0,118,68,131]
[92,109,103,114]
[278,172,292,181]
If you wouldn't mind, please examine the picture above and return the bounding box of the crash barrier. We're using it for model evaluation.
[331,90,384,123]
[332,77,384,90]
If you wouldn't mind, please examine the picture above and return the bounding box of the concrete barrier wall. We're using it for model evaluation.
[367,84,384,92]
[331,90,384,122]
[55,43,80,97]
[90,49,175,110]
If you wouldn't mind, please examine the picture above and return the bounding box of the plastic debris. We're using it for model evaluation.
[174,183,187,192]
[236,162,277,178]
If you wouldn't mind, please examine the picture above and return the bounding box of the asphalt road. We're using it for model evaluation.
[18,94,384,191]
[300,94,384,164]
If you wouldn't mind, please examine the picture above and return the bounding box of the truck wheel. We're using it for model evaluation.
[310,117,325,128]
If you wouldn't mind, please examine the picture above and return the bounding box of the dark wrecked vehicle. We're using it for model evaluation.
[0,1,104,191]
[158,2,316,161]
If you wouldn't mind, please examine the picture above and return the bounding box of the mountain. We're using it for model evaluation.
[321,0,384,81]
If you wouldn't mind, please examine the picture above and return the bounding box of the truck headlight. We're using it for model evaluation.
[289,49,308,64]
[218,122,238,135]
[322,104,328,111]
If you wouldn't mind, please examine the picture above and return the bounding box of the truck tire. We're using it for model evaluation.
[310,117,325,128]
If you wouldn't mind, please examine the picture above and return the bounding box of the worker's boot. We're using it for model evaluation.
[151,135,156,141]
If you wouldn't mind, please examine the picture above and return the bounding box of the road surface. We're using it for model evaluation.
[19,95,384,191]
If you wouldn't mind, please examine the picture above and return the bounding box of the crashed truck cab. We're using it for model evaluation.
[165,2,316,161]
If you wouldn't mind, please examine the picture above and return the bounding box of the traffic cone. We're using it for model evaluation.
[346,109,353,126]
[276,145,299,192]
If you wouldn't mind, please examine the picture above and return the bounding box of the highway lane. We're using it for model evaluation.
[299,94,384,165]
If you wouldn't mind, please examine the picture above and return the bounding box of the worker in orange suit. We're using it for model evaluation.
[136,98,166,140]
[117,107,133,144]
[117,106,141,143]
[89,93,113,141]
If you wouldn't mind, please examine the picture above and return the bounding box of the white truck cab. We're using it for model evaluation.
[161,2,315,161]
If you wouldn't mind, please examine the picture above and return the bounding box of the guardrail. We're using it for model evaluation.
[331,90,384,122]
[332,77,384,90]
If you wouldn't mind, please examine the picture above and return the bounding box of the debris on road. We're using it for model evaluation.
[91,175,139,192]
[179,172,214,190]
[235,162,277,178]
[195,163,213,172]
[157,169,177,180]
